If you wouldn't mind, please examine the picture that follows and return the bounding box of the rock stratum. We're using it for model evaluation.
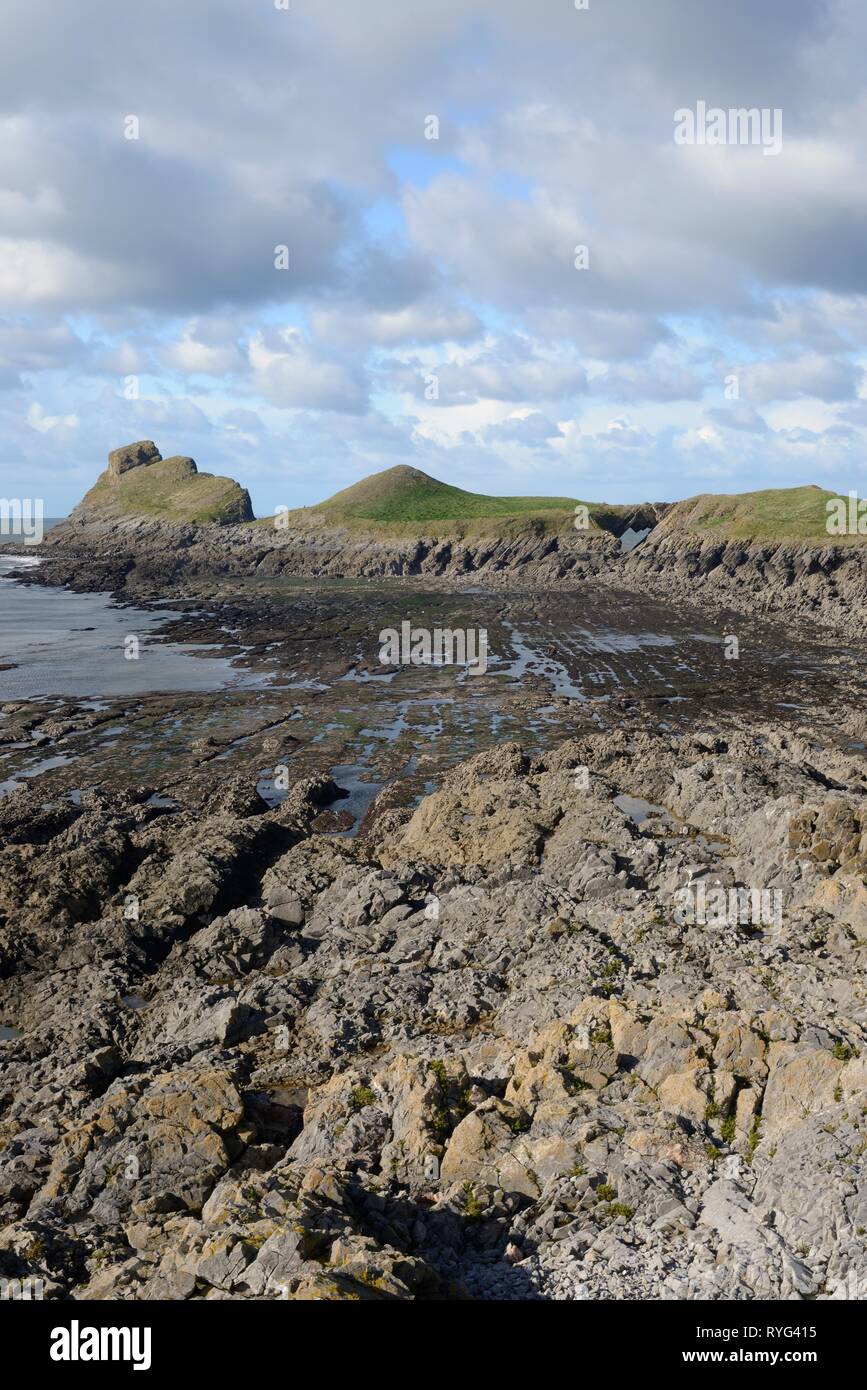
[0,722,865,1300]
[36,444,867,640]
[615,529,867,641]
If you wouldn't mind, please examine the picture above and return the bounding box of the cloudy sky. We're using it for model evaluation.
[2,0,867,515]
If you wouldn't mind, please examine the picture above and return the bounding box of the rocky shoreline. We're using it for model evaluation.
[22,497,864,646]
[2,454,866,1302]
[1,706,866,1300]
[33,510,618,594]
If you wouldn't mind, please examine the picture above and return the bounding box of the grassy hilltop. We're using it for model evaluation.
[259,465,644,539]
[655,485,866,544]
[313,466,579,523]
[267,468,864,545]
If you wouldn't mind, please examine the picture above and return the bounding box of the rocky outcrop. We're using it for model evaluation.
[1,722,865,1300]
[107,440,162,478]
[21,443,867,637]
[615,530,867,640]
[58,442,254,530]
[40,510,618,591]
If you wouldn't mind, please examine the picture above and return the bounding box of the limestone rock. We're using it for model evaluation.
[107,440,162,478]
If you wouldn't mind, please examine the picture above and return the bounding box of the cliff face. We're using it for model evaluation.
[44,508,619,591]
[616,530,867,640]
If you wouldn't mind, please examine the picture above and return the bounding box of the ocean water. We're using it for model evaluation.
[0,556,266,699]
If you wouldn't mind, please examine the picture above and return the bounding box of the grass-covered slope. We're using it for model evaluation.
[72,449,861,549]
[314,466,580,523]
[654,485,866,544]
[81,455,253,526]
[261,464,635,538]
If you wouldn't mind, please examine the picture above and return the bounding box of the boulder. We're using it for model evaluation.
[107,440,162,478]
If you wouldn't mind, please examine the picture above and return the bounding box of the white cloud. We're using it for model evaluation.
[674,424,725,454]
[247,329,366,412]
[4,0,867,506]
[0,239,125,309]
[311,302,482,347]
[26,401,78,432]
[738,355,860,404]
[162,329,243,377]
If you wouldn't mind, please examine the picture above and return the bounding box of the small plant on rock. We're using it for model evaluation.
[349,1085,376,1112]
[461,1182,483,1222]
[605,1202,635,1220]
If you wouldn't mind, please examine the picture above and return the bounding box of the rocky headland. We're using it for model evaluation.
[27,444,867,643]
[1,442,865,1303]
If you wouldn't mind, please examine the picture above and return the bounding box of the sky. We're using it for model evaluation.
[2,0,867,516]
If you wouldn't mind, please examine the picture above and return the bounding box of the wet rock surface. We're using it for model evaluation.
[1,576,860,823]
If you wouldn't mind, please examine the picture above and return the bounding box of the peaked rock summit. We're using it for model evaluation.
[107,440,163,478]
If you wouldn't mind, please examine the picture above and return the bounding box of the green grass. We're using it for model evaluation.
[257,464,635,539]
[605,1201,635,1220]
[659,485,866,543]
[461,1181,483,1222]
[83,456,253,525]
[314,466,581,523]
[81,456,864,546]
